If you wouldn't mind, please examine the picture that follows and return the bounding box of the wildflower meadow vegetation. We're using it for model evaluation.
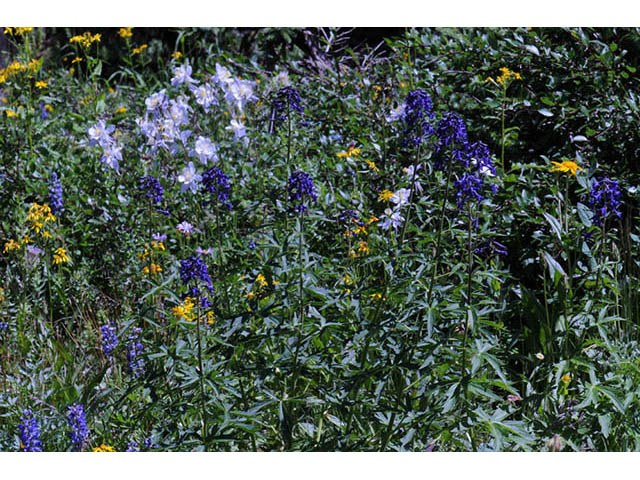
[2,27,640,452]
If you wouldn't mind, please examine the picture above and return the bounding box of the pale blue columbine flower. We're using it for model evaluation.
[177,162,202,193]
[191,136,218,165]
[272,70,291,88]
[176,221,194,236]
[171,64,198,87]
[88,120,115,148]
[226,118,247,143]
[380,207,405,231]
[390,188,411,208]
[145,89,168,116]
[385,103,406,123]
[214,63,234,89]
[403,164,423,193]
[191,82,218,112]
[101,143,122,172]
[224,78,258,112]
[168,96,191,126]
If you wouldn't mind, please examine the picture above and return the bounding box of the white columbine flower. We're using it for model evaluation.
[192,136,218,165]
[380,208,405,231]
[385,103,406,123]
[178,161,202,193]
[191,83,217,112]
[88,120,115,148]
[403,164,423,193]
[171,64,198,87]
[214,63,234,90]
[273,70,291,88]
[390,188,411,207]
[226,118,247,143]
[225,78,257,112]
[145,89,168,115]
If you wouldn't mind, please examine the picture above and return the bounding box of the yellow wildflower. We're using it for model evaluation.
[172,297,195,321]
[21,234,32,244]
[3,239,21,253]
[0,286,4,302]
[561,373,571,384]
[143,263,162,276]
[4,27,33,36]
[71,57,83,64]
[117,27,133,38]
[369,292,383,301]
[357,241,370,255]
[366,215,379,225]
[53,247,70,265]
[496,67,522,85]
[378,189,394,202]
[92,444,116,452]
[132,44,148,55]
[365,159,379,172]
[35,80,47,89]
[171,51,183,59]
[115,106,127,115]
[27,58,42,73]
[336,146,361,158]
[45,104,53,113]
[551,160,582,177]
[69,32,101,48]
[5,110,17,118]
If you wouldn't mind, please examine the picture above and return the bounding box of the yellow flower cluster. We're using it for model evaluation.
[336,146,361,158]
[117,27,133,38]
[487,67,522,86]
[27,203,56,236]
[343,215,377,238]
[5,109,18,118]
[0,59,39,84]
[378,189,394,201]
[4,27,33,36]
[69,32,101,48]
[245,273,280,301]
[92,444,116,452]
[369,292,384,301]
[0,286,4,302]
[172,296,195,321]
[138,241,164,276]
[132,44,148,55]
[364,159,379,172]
[115,106,127,115]
[3,239,21,253]
[35,80,47,89]
[53,247,70,265]
[551,160,582,177]
[171,51,183,59]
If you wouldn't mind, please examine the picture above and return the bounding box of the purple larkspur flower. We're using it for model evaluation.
[273,86,303,124]
[66,403,89,451]
[100,322,118,357]
[202,166,232,209]
[139,175,164,204]
[287,170,317,213]
[587,177,622,227]
[18,409,43,452]
[454,172,484,209]
[180,256,212,287]
[402,89,435,148]
[126,327,144,379]
[48,172,64,215]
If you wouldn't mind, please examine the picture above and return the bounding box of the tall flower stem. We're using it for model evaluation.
[500,85,506,172]
[195,288,208,449]
[426,157,455,306]
[398,143,421,249]
[291,210,305,398]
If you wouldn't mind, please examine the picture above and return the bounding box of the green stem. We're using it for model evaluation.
[195,289,208,449]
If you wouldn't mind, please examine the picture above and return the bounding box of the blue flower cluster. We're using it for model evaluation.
[454,172,485,209]
[402,89,435,148]
[100,322,118,357]
[18,409,43,452]
[202,167,232,210]
[588,177,622,227]
[49,172,64,216]
[139,175,165,205]
[127,327,144,379]
[66,403,89,451]
[287,170,317,213]
[180,256,212,287]
[273,86,303,124]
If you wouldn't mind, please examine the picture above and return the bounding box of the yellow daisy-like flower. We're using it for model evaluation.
[0,286,5,302]
[92,444,116,452]
[365,159,379,172]
[171,51,183,59]
[117,27,133,38]
[551,160,582,177]
[142,263,162,276]
[69,32,101,48]
[172,297,196,321]
[53,247,70,265]
[44,104,53,113]
[71,57,83,64]
[132,44,148,55]
[561,373,571,384]
[496,67,522,85]
[357,241,370,255]
[336,146,361,158]
[35,80,47,89]
[378,189,394,202]
[3,239,21,253]
[369,292,383,301]
[115,106,127,115]
[5,110,17,118]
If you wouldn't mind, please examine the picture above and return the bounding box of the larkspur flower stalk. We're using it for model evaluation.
[100,322,118,357]
[18,409,43,451]
[48,172,63,216]
[66,403,89,451]
[126,327,144,378]
[180,255,212,448]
